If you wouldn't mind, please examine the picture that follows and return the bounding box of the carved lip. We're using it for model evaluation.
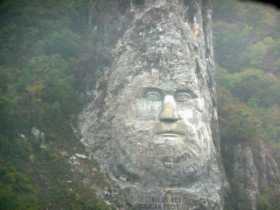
[157,131,184,137]
[155,122,186,137]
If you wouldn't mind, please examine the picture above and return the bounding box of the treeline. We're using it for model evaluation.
[214,0,280,145]
[0,0,280,209]
[213,1,280,210]
[0,0,111,209]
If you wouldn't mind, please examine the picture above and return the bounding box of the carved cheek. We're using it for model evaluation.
[135,99,162,120]
[177,107,202,139]
[178,108,194,124]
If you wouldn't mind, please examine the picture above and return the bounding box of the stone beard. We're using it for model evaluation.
[108,68,216,185]
[80,2,224,210]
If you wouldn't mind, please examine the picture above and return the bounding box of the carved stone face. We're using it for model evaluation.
[107,66,215,185]
[80,2,224,208]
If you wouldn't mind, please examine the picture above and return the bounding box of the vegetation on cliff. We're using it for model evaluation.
[0,0,111,209]
[214,1,280,209]
[0,0,279,209]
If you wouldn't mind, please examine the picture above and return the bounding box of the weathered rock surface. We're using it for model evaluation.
[78,1,280,210]
[79,1,226,210]
[222,140,280,210]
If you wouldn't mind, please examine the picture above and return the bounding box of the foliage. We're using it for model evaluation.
[0,0,280,209]
[218,88,263,142]
[0,0,111,209]
[214,21,253,70]
[214,1,280,210]
[0,162,39,210]
[214,0,280,148]
[257,187,280,210]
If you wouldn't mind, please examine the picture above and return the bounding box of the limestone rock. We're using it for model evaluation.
[222,140,280,210]
[79,1,226,210]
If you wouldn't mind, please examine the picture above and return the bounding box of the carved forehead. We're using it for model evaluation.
[107,63,205,98]
[130,68,199,89]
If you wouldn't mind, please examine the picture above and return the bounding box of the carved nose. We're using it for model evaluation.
[159,95,179,122]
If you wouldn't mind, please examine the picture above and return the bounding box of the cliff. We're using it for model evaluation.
[79,1,280,210]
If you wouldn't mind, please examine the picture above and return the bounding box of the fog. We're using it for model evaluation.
[0,0,279,209]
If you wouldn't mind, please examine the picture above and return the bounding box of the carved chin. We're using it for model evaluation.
[109,128,209,184]
[112,140,207,179]
[111,152,206,185]
[152,134,184,146]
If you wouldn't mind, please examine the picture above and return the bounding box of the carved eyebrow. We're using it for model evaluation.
[142,87,163,101]
[142,87,198,98]
[175,88,198,98]
[143,87,163,93]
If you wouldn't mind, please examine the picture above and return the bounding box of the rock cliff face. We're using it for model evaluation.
[78,1,280,210]
[79,1,225,210]
[222,139,280,210]
[81,0,228,210]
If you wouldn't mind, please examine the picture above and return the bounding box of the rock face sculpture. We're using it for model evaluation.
[80,1,225,210]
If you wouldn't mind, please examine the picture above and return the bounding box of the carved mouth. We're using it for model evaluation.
[155,122,186,137]
[157,131,184,137]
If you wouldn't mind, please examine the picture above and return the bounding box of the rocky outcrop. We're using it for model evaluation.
[222,140,280,210]
[77,1,280,210]
[79,1,226,210]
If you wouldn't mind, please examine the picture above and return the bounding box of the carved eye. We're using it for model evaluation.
[175,90,196,102]
[143,88,162,101]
